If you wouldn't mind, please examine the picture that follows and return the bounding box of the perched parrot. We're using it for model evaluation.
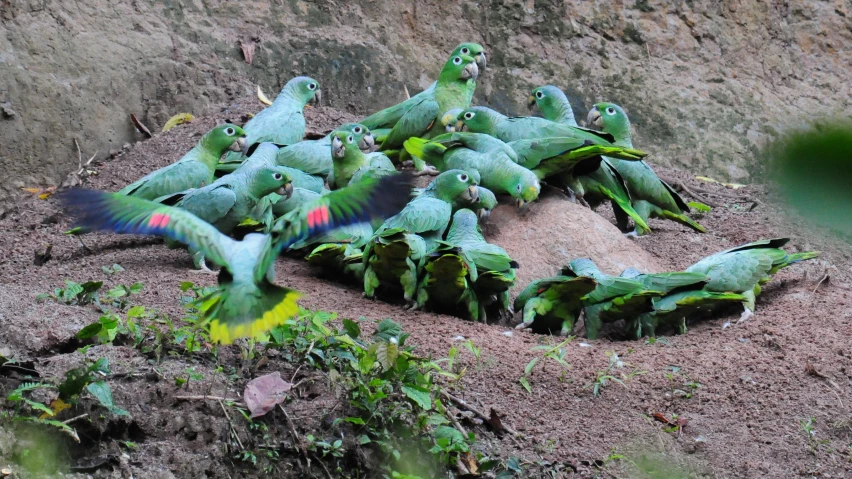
[155,164,294,269]
[364,170,479,303]
[57,172,414,344]
[217,123,373,178]
[360,43,486,133]
[329,130,374,189]
[119,124,247,200]
[415,240,479,319]
[565,259,707,339]
[630,289,748,338]
[587,103,705,235]
[529,85,650,233]
[404,132,541,208]
[409,184,497,220]
[377,53,480,152]
[513,275,598,336]
[457,106,617,145]
[270,187,322,218]
[349,153,397,185]
[222,76,321,164]
[685,238,820,322]
[296,222,375,282]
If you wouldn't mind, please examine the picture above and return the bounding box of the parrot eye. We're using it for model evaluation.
[517,184,522,192]
[225,127,235,136]
[347,135,354,143]
[273,173,283,181]
[452,56,462,65]
[308,83,317,90]
[457,173,469,183]
[461,47,470,55]
[353,126,363,134]
[535,91,544,99]
[464,112,474,120]
[606,107,616,115]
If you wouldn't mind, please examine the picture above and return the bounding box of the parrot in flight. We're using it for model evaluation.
[222,76,321,164]
[587,102,705,235]
[119,124,247,200]
[58,172,414,344]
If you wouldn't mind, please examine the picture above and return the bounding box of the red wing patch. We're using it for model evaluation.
[148,213,171,228]
[307,205,331,229]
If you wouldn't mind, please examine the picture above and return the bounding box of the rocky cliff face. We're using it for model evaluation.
[1,0,850,207]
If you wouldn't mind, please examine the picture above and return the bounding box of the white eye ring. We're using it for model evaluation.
[535,91,544,99]
[461,47,470,55]
[464,112,474,120]
[457,173,468,183]
[453,56,462,65]
[347,135,354,143]
[606,107,616,115]
[308,83,317,90]
[353,126,362,134]
[273,173,283,181]
[225,127,235,136]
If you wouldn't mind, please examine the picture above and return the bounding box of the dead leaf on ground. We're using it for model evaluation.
[485,408,507,434]
[244,372,292,418]
[21,185,56,200]
[130,114,152,138]
[162,113,194,132]
[651,412,670,424]
[457,451,479,475]
[239,39,256,65]
[257,85,273,106]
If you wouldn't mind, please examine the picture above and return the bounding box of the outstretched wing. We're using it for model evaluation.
[58,189,233,267]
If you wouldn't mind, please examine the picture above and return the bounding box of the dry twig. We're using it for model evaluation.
[218,399,244,450]
[441,391,519,436]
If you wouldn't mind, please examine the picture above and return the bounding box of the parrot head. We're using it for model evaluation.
[204,123,248,155]
[450,208,480,232]
[511,169,541,209]
[588,103,630,141]
[433,169,480,204]
[251,165,294,199]
[331,130,360,160]
[529,85,569,117]
[282,76,321,107]
[451,43,487,72]
[457,106,500,133]
[565,258,601,279]
[336,123,375,152]
[619,267,644,279]
[438,54,479,83]
[440,109,464,133]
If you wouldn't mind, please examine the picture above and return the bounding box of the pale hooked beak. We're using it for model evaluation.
[477,208,491,221]
[516,197,527,209]
[587,108,602,129]
[528,95,537,109]
[277,182,294,199]
[310,89,322,107]
[476,52,487,72]
[461,62,479,81]
[332,136,345,159]
[231,136,248,153]
[360,133,376,152]
[445,122,456,133]
[462,185,480,204]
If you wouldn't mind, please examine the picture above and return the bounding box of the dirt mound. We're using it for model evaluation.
[487,193,664,292]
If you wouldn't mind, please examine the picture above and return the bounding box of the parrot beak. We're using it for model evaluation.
[277,182,294,199]
[445,122,456,133]
[462,185,480,204]
[477,208,491,222]
[231,136,248,153]
[309,89,322,107]
[332,136,346,159]
[587,108,602,129]
[516,197,527,209]
[359,133,376,152]
[528,95,537,109]
[475,52,487,72]
[461,62,479,81]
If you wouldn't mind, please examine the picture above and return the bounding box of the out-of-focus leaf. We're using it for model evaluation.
[694,176,745,189]
[87,381,129,416]
[769,123,852,236]
[688,201,711,213]
[401,385,432,410]
[162,113,194,132]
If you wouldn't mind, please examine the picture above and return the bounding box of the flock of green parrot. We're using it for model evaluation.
[59,42,819,344]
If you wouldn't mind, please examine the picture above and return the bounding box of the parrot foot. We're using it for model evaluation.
[413,166,440,177]
[737,308,754,323]
[624,231,640,240]
[515,321,532,330]
[403,300,419,311]
[189,258,217,275]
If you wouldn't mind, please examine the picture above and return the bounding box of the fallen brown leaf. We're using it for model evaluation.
[651,412,670,424]
[244,372,292,418]
[130,114,152,138]
[239,39,256,65]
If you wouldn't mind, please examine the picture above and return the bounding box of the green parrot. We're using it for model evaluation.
[217,123,373,178]
[415,239,479,319]
[587,103,705,235]
[364,169,479,304]
[58,173,414,344]
[349,153,397,185]
[270,187,321,218]
[119,124,247,200]
[564,259,707,339]
[513,275,598,336]
[684,238,820,322]
[222,76,320,164]
[378,53,480,152]
[360,43,486,132]
[404,132,541,208]
[296,222,375,282]
[630,289,748,338]
[410,183,497,220]
[329,130,374,189]
[528,85,650,233]
[447,208,517,321]
[155,163,294,270]
[457,106,617,145]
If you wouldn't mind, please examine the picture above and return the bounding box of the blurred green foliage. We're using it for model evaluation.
[768,123,852,237]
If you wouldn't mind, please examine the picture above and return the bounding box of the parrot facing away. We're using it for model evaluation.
[364,170,479,304]
[587,102,705,235]
[119,124,247,200]
[57,172,415,344]
[222,76,321,164]
[513,275,598,336]
[528,85,650,233]
[360,43,486,133]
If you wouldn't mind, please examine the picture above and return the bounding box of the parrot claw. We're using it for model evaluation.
[189,266,217,275]
[413,166,440,177]
[624,231,639,240]
[737,308,754,323]
[515,321,531,330]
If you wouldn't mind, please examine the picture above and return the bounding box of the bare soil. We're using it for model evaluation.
[1,101,851,478]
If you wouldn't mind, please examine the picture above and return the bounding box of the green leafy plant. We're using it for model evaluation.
[37,280,103,305]
[584,350,646,397]
[664,366,702,400]
[101,263,125,275]
[801,417,831,454]
[519,337,573,393]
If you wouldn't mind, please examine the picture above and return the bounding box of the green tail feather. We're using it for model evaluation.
[201,283,301,345]
[598,186,651,234]
[660,209,706,233]
[596,146,647,161]
[770,251,821,274]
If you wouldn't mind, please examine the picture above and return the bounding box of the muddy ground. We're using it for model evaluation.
[1,101,851,478]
